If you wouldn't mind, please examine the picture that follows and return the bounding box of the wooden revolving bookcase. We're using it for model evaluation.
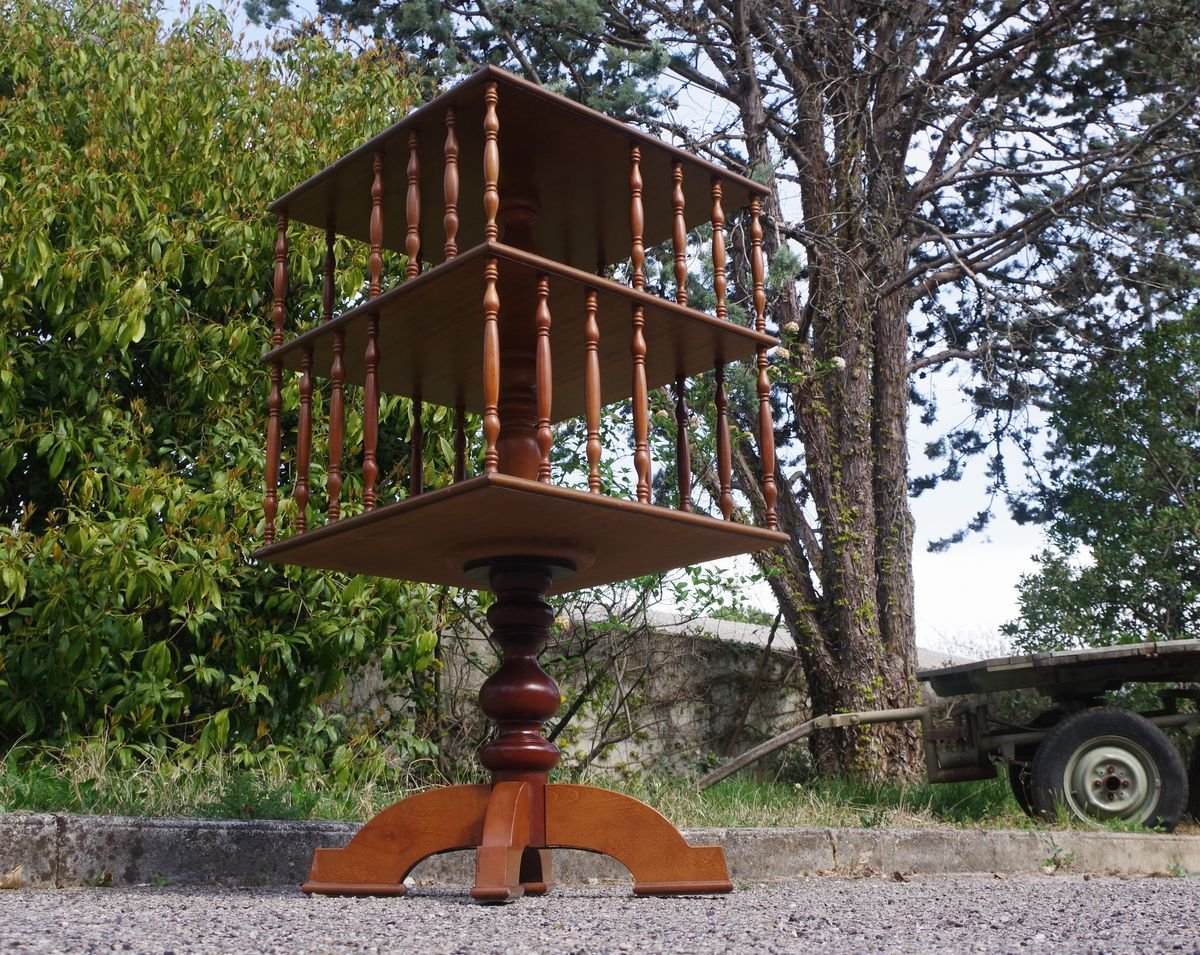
[254,66,788,902]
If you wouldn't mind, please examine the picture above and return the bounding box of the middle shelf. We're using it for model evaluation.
[265,240,775,419]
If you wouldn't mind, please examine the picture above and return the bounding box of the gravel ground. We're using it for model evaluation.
[1,876,1198,954]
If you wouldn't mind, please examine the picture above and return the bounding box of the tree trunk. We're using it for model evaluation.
[708,19,922,778]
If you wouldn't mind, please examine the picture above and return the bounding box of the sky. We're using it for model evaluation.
[161,2,1048,658]
[908,476,1041,658]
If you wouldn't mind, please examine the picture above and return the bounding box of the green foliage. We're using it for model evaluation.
[0,735,413,820]
[252,0,667,118]
[1005,312,1200,651]
[2,737,1030,828]
[0,0,448,757]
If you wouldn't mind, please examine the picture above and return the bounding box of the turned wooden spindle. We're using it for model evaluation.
[750,197,778,529]
[711,178,727,321]
[632,304,650,503]
[535,274,553,483]
[454,404,466,483]
[584,289,601,493]
[629,145,645,291]
[406,132,421,279]
[325,227,345,521]
[270,218,287,349]
[672,161,687,305]
[444,107,459,259]
[410,396,423,497]
[674,377,691,513]
[715,361,733,520]
[327,327,345,521]
[322,224,335,324]
[263,213,287,545]
[363,153,384,511]
[363,313,380,511]
[476,559,562,784]
[484,83,500,242]
[482,257,501,473]
[369,152,384,298]
[294,345,313,531]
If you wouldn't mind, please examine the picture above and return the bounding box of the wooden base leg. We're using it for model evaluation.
[519,847,553,895]
[545,784,733,896]
[471,781,533,903]
[302,784,491,896]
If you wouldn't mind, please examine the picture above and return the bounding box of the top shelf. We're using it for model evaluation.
[269,65,768,274]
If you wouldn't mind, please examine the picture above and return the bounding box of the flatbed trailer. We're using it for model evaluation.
[700,639,1200,830]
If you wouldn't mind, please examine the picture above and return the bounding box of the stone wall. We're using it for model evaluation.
[344,615,810,780]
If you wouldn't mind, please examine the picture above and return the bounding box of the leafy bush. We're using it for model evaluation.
[0,0,448,761]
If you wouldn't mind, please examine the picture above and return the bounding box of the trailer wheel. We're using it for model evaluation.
[1007,709,1062,817]
[1030,708,1187,831]
[1189,738,1200,822]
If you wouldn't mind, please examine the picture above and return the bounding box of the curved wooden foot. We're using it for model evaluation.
[302,784,491,896]
[519,848,553,895]
[545,784,732,895]
[471,782,533,903]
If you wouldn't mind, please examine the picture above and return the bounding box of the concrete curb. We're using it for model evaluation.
[2,813,1198,889]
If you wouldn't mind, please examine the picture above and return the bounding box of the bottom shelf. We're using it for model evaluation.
[253,473,788,594]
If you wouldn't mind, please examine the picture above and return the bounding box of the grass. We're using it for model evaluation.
[3,738,1194,834]
[600,773,1033,831]
[0,739,401,822]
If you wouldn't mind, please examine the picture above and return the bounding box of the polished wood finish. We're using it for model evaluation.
[327,325,345,521]
[363,312,380,511]
[629,145,645,291]
[671,160,687,305]
[271,67,767,275]
[322,224,336,324]
[751,198,778,529]
[363,153,383,511]
[751,198,766,328]
[535,274,553,483]
[294,345,313,531]
[255,472,787,594]
[325,228,345,521]
[260,65,786,905]
[410,395,423,497]
[406,132,421,278]
[546,785,732,895]
[631,304,650,503]
[482,256,501,473]
[267,243,772,422]
[477,561,561,780]
[454,404,467,483]
[470,781,534,902]
[711,178,727,321]
[369,152,384,298]
[443,107,459,259]
[583,288,601,493]
[483,82,500,243]
[715,361,733,520]
[675,376,691,513]
[302,565,732,902]
[303,784,491,895]
[263,214,287,545]
[304,779,730,900]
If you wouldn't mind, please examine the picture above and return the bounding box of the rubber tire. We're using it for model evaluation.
[1030,708,1187,831]
[1007,709,1062,817]
[1188,738,1200,823]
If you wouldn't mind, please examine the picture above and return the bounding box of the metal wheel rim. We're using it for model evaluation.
[1063,735,1161,824]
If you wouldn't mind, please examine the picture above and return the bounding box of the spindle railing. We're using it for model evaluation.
[261,70,779,558]
[257,65,787,909]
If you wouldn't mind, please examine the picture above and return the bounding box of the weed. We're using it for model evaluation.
[1041,838,1075,871]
